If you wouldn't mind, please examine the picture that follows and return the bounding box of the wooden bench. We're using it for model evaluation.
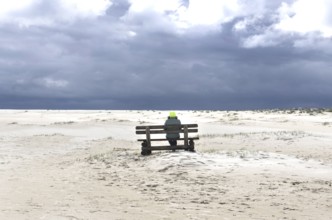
[135,124,199,155]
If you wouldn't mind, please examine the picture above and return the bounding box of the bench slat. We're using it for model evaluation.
[136,124,198,130]
[136,129,198,135]
[142,145,192,150]
[137,137,199,141]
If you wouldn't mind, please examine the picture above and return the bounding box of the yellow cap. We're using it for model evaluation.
[169,112,176,118]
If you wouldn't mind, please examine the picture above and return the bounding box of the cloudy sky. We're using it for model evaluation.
[0,0,331,110]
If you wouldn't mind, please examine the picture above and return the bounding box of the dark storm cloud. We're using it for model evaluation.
[105,0,130,18]
[0,0,332,110]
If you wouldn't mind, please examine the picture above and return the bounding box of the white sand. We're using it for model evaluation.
[0,109,331,219]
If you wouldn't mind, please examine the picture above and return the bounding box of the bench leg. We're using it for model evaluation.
[184,142,189,151]
[141,141,151,156]
[189,139,195,152]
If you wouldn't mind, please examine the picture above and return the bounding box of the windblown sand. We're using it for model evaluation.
[0,110,331,220]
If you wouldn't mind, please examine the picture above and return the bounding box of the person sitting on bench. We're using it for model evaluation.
[164,112,181,147]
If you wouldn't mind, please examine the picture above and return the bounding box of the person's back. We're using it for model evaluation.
[164,112,181,146]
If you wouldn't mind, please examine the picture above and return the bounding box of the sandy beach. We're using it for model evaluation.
[0,109,331,220]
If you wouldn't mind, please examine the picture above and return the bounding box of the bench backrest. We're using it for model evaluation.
[136,124,198,148]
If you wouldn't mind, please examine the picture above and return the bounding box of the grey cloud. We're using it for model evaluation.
[0,1,332,110]
[106,0,131,18]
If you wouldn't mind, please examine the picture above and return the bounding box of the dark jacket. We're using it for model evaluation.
[164,117,181,139]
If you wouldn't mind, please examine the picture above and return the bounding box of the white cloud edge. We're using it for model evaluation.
[0,0,112,26]
[0,0,331,47]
